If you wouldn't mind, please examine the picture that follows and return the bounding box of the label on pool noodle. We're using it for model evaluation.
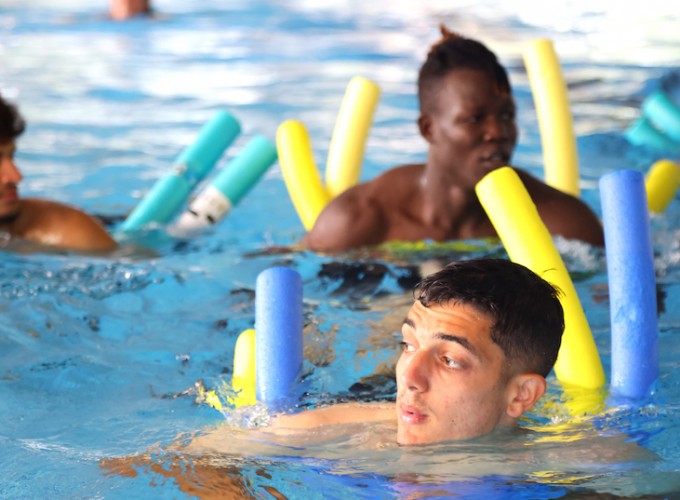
[174,186,233,231]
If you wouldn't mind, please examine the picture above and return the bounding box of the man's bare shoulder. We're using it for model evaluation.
[16,197,117,252]
[302,165,424,252]
[514,169,605,247]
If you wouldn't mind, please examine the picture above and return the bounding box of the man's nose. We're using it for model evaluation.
[1,157,23,184]
[401,349,430,393]
[483,115,504,141]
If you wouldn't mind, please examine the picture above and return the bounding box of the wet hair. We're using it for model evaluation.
[414,258,564,378]
[0,94,26,141]
[417,25,512,114]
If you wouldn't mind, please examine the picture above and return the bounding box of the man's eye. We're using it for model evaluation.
[443,356,461,369]
[399,341,415,352]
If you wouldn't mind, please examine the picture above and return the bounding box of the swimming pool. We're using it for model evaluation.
[2,0,680,497]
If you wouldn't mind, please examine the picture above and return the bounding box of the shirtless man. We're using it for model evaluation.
[302,27,605,253]
[0,95,117,253]
[109,0,152,21]
[104,260,670,496]
[193,258,565,447]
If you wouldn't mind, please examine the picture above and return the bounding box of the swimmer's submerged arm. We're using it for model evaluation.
[270,402,395,431]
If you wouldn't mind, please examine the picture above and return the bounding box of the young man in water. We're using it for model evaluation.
[302,27,604,252]
[104,260,668,496]
[0,94,117,253]
[191,258,565,447]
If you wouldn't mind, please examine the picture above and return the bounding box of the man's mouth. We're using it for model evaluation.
[399,403,428,425]
[480,150,510,167]
[1,187,18,202]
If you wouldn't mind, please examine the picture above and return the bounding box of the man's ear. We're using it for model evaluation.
[417,114,434,143]
[505,374,546,419]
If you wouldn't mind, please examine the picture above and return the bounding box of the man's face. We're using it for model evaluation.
[421,68,518,190]
[0,140,22,220]
[395,300,513,445]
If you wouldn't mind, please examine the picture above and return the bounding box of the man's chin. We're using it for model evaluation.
[396,429,437,447]
[0,206,21,225]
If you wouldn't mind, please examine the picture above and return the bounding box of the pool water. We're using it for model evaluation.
[2,0,680,498]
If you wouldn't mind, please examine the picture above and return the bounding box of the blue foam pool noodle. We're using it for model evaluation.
[121,110,241,231]
[600,169,659,402]
[173,134,278,231]
[255,267,303,409]
[642,90,680,143]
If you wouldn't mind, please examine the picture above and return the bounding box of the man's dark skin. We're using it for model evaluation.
[302,33,604,253]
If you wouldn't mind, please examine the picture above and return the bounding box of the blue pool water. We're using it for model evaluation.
[2,0,680,497]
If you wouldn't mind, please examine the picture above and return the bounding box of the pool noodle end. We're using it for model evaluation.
[230,329,257,408]
[645,159,680,214]
[625,116,680,153]
[173,135,278,232]
[276,120,331,231]
[325,76,381,198]
[522,39,580,197]
[642,90,680,143]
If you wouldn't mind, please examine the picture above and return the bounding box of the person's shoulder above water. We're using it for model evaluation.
[11,198,117,253]
[516,169,604,247]
[302,164,423,253]
[0,93,118,254]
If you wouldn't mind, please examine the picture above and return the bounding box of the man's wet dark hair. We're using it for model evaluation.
[417,25,512,115]
[414,258,564,378]
[0,94,26,141]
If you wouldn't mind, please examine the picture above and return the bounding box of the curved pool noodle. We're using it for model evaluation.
[325,76,381,198]
[229,328,257,407]
[600,170,658,401]
[645,159,680,213]
[276,120,331,231]
[523,39,580,197]
[625,116,680,152]
[173,135,278,231]
[475,167,605,390]
[255,267,304,408]
[121,110,241,231]
[642,90,680,143]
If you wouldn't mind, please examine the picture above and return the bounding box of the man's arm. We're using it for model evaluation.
[270,402,395,431]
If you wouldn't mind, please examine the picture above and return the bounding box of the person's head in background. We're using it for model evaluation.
[416,26,518,189]
[397,258,564,445]
[0,95,25,221]
[109,0,152,21]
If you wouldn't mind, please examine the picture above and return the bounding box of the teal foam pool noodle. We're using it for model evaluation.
[625,115,680,153]
[642,90,680,143]
[121,110,241,231]
[173,134,278,231]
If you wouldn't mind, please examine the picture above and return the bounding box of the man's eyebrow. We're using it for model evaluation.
[402,317,480,359]
[433,333,479,359]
